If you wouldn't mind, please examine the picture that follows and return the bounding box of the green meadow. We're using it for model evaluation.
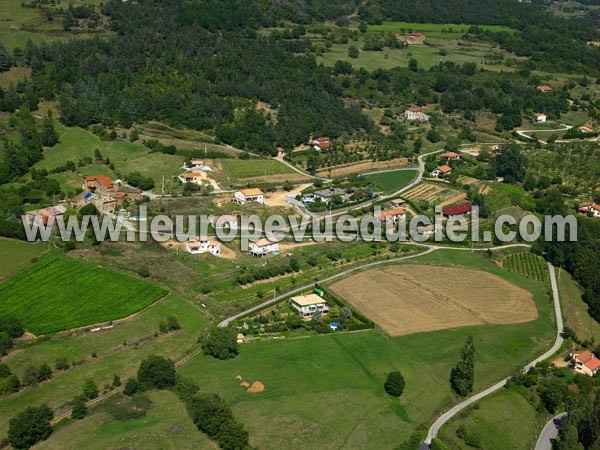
[0,238,47,280]
[364,169,418,193]
[368,21,516,38]
[0,252,167,335]
[219,158,295,179]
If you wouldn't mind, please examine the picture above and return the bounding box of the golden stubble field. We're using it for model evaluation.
[329,264,538,336]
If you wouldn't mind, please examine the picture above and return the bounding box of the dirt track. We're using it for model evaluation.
[329,264,537,336]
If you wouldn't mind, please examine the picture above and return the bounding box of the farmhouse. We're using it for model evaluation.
[376,208,406,225]
[570,350,600,376]
[96,195,117,213]
[276,146,286,158]
[25,205,66,229]
[236,333,245,344]
[579,124,594,134]
[83,175,114,194]
[232,188,265,205]
[431,165,453,178]
[188,160,212,171]
[113,186,142,204]
[537,85,553,93]
[180,170,208,185]
[303,187,350,204]
[404,106,430,122]
[387,198,406,209]
[249,238,279,257]
[210,214,238,229]
[396,32,425,45]
[578,202,600,218]
[440,151,460,161]
[533,113,547,123]
[312,136,332,151]
[185,236,221,255]
[417,223,442,236]
[442,203,472,218]
[290,293,329,319]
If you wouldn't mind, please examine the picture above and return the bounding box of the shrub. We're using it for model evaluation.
[71,396,87,420]
[8,404,53,449]
[124,377,141,396]
[137,355,176,389]
[384,371,406,397]
[82,380,99,399]
[55,357,70,371]
[201,328,239,360]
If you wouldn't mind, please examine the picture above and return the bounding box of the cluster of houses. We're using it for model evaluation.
[395,32,426,45]
[73,175,142,213]
[569,350,600,376]
[302,187,352,205]
[25,175,144,227]
[431,151,460,178]
[578,201,600,218]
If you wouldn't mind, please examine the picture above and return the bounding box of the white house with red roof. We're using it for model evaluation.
[570,350,600,376]
[578,202,600,218]
[431,165,453,178]
[312,136,332,151]
[376,208,406,225]
[83,175,114,195]
[440,151,460,161]
[232,188,264,205]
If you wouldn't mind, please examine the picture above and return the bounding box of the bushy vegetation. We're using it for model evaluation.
[450,335,475,396]
[8,404,53,449]
[201,328,239,360]
[384,371,406,397]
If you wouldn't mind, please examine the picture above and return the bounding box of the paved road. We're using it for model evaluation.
[423,261,564,446]
[535,412,568,450]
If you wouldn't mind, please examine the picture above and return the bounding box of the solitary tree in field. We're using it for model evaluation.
[450,335,475,396]
[8,405,53,449]
[384,371,406,397]
[71,396,87,420]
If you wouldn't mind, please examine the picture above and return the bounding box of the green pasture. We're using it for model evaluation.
[218,158,294,179]
[364,169,418,193]
[0,238,47,280]
[0,252,167,335]
[368,22,516,38]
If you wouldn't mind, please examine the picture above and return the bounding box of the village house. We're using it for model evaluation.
[249,238,279,257]
[303,187,350,204]
[276,146,286,158]
[404,106,430,122]
[578,202,600,218]
[386,198,406,209]
[312,136,332,151]
[570,350,600,376]
[440,151,460,161]
[185,236,221,255]
[180,170,209,185]
[210,214,238,229]
[290,293,329,319]
[232,188,264,205]
[376,208,406,225]
[396,32,425,45]
[579,124,594,134]
[537,85,553,93]
[113,186,143,204]
[96,195,116,213]
[25,205,67,229]
[416,223,442,237]
[236,333,245,344]
[188,160,212,171]
[533,113,547,123]
[83,175,114,195]
[431,165,453,178]
[442,203,472,219]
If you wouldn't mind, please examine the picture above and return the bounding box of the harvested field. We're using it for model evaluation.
[264,184,311,207]
[329,264,537,336]
[315,158,409,177]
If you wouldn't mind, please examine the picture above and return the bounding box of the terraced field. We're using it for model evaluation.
[403,182,466,207]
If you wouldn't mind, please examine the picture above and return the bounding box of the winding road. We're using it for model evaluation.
[535,412,568,450]
[423,261,564,447]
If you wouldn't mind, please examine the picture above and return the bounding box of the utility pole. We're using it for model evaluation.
[162,175,165,195]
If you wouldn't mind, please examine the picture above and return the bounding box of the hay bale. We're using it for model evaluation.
[235,375,243,382]
[240,381,250,388]
[247,381,265,394]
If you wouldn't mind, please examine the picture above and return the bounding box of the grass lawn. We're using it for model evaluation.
[364,169,418,193]
[219,158,294,179]
[437,388,545,450]
[0,238,47,280]
[36,391,217,450]
[557,267,600,342]
[0,252,167,335]
[174,250,555,449]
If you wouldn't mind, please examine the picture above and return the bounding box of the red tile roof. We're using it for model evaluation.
[84,175,114,189]
[574,350,600,372]
[438,165,453,174]
[442,203,472,217]
[440,151,459,159]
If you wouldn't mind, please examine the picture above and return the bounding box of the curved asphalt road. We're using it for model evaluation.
[535,412,568,450]
[423,261,564,446]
